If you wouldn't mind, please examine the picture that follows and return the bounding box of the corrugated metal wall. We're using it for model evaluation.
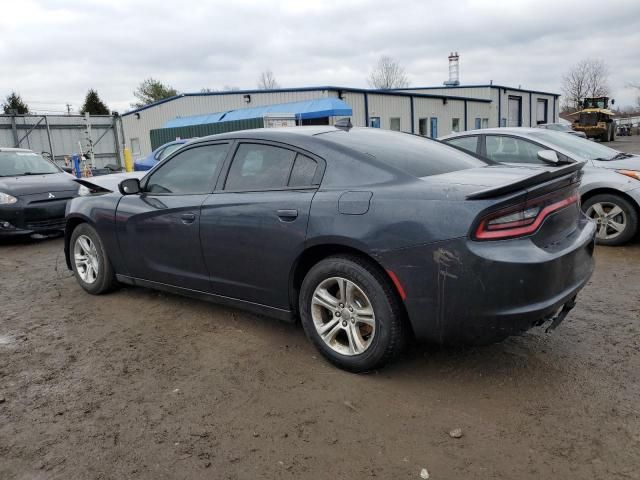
[367,94,411,131]
[0,114,120,168]
[149,118,264,150]
[123,90,331,157]
[400,86,493,100]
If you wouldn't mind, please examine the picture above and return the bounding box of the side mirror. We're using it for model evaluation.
[537,150,560,165]
[611,99,615,105]
[119,178,141,195]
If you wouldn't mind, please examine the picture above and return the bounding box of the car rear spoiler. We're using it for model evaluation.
[466,162,584,200]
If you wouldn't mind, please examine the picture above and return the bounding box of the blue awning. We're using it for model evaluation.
[163,97,352,128]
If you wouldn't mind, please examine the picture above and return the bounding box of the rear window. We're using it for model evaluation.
[317,128,487,177]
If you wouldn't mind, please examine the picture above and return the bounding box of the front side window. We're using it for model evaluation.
[225,143,295,191]
[445,136,479,155]
[529,131,620,161]
[390,117,401,131]
[145,143,228,194]
[485,136,542,164]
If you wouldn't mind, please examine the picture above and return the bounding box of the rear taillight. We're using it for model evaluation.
[474,190,579,241]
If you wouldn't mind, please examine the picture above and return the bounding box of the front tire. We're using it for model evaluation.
[583,194,638,246]
[299,255,406,372]
[70,223,117,294]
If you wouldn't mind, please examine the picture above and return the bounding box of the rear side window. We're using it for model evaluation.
[146,143,228,194]
[318,128,487,177]
[225,143,295,190]
[288,154,317,187]
[485,136,542,164]
[445,136,479,155]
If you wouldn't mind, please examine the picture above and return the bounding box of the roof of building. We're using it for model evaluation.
[391,84,560,97]
[163,98,353,128]
[122,85,492,117]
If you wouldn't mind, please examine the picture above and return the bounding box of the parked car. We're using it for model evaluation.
[0,147,79,237]
[537,123,587,138]
[65,127,595,372]
[133,139,188,171]
[440,128,640,245]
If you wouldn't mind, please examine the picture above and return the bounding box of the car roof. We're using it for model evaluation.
[0,147,34,152]
[441,127,544,140]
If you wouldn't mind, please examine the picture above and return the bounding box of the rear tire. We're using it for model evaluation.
[583,194,638,246]
[70,223,118,294]
[299,255,406,372]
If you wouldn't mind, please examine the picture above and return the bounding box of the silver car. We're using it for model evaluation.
[440,128,640,245]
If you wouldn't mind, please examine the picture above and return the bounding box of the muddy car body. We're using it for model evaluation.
[64,127,596,371]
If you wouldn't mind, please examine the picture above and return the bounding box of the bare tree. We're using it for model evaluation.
[367,56,409,89]
[223,85,240,91]
[561,59,610,111]
[257,70,279,90]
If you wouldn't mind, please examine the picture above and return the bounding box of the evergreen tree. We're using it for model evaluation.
[2,92,30,114]
[80,89,110,115]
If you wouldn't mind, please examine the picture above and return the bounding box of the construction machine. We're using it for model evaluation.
[570,96,616,142]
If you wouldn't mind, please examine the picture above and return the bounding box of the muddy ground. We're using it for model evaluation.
[1,239,639,480]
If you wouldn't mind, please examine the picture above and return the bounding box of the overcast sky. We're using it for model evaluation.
[2,0,639,114]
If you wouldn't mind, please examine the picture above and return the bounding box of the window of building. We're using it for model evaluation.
[474,118,481,129]
[482,118,489,129]
[390,117,401,131]
[146,144,229,194]
[418,118,429,136]
[288,154,318,187]
[369,117,381,128]
[130,138,141,156]
[225,143,295,191]
[452,118,460,133]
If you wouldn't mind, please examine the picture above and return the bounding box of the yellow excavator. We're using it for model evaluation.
[570,96,616,142]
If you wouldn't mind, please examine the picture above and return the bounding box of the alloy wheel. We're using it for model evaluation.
[74,234,99,284]
[586,201,627,241]
[311,276,376,356]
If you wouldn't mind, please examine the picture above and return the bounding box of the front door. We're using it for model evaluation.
[116,142,230,291]
[200,141,322,309]
[430,117,438,138]
[508,96,522,127]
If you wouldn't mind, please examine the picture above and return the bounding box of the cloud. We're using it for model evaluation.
[1,0,639,113]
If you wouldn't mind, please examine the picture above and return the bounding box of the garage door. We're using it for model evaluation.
[536,99,548,124]
[508,96,522,127]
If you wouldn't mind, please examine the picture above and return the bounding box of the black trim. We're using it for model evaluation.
[364,92,369,127]
[410,97,415,133]
[464,100,468,131]
[115,274,294,322]
[498,92,502,127]
[392,84,561,97]
[529,93,533,127]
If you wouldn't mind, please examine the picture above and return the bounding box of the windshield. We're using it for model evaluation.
[157,143,184,161]
[0,151,61,176]
[529,131,621,161]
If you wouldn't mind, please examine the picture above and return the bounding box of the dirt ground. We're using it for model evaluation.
[1,238,638,480]
[1,137,640,480]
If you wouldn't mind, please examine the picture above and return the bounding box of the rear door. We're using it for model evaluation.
[200,141,323,309]
[116,142,229,291]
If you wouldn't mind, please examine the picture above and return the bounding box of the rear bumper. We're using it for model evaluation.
[377,216,596,345]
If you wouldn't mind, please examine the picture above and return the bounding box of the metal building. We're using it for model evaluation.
[121,84,558,160]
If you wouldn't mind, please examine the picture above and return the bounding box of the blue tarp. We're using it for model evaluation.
[163,97,352,128]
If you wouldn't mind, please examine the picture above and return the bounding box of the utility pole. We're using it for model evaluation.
[66,103,72,115]
[83,112,95,166]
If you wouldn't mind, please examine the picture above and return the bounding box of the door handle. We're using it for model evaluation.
[277,209,298,221]
[180,213,196,224]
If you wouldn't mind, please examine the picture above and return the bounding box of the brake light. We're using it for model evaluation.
[474,190,579,240]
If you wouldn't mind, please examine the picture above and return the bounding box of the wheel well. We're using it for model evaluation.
[64,218,87,269]
[581,188,640,217]
[289,244,411,331]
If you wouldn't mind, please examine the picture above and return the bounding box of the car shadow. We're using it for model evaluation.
[0,231,64,247]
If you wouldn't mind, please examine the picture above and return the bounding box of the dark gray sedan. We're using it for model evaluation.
[441,128,640,245]
[64,127,596,372]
